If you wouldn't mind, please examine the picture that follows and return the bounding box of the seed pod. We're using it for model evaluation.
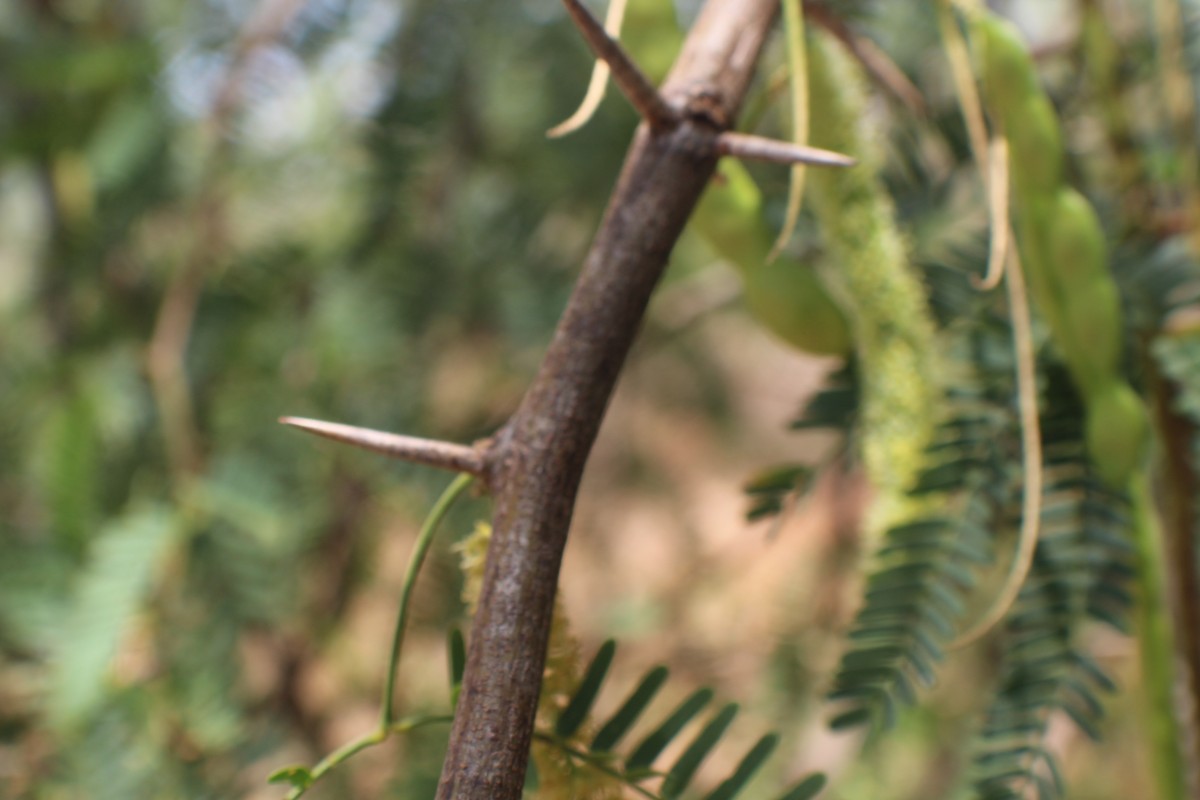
[742,255,853,356]
[974,16,1064,199]
[691,161,852,356]
[1085,380,1149,487]
[693,161,773,269]
[1047,188,1108,289]
[1005,93,1065,199]
[1060,278,1123,396]
[974,14,1042,118]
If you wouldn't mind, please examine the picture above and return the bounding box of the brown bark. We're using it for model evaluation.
[435,0,781,796]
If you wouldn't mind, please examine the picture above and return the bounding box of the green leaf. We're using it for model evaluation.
[591,665,669,752]
[48,507,178,730]
[448,627,466,708]
[702,733,779,800]
[625,688,714,772]
[555,639,616,738]
[828,707,872,730]
[777,772,827,800]
[268,765,315,789]
[661,703,739,798]
[38,392,100,557]
[743,465,811,494]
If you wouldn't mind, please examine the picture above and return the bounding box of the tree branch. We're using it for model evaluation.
[434,0,785,797]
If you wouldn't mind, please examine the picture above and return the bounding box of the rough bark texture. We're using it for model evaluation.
[435,0,780,796]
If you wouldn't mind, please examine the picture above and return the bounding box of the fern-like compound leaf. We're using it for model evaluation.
[556,639,617,738]
[590,665,670,753]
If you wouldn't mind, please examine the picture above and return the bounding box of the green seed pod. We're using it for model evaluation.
[1005,93,1065,200]
[973,14,1042,118]
[974,15,1064,199]
[1047,188,1122,394]
[742,255,853,356]
[1060,278,1123,396]
[691,161,853,356]
[693,162,773,268]
[974,18,1118,385]
[1085,380,1150,488]
[1047,188,1108,289]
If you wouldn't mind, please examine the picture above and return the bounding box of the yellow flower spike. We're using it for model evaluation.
[806,32,941,529]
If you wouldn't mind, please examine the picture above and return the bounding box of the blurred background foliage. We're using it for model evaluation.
[1,0,1197,798]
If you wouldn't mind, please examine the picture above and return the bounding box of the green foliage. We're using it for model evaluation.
[533,641,828,800]
[49,507,178,730]
[6,1,1200,798]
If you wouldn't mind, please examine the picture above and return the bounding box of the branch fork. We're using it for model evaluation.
[560,0,855,168]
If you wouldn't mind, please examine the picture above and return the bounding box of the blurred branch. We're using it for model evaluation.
[807,2,927,115]
[1151,0,1200,255]
[1148,356,1200,792]
[435,0,793,797]
[145,0,308,484]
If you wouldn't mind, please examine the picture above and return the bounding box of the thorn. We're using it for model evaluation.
[715,132,856,167]
[547,0,630,138]
[559,0,677,129]
[280,416,486,477]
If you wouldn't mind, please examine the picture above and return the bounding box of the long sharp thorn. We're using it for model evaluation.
[280,416,485,477]
[715,132,856,167]
[560,0,677,129]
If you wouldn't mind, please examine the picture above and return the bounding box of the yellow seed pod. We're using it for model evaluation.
[1085,380,1150,488]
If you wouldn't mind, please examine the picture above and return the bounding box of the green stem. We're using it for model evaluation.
[530,732,661,799]
[382,472,476,727]
[281,475,474,799]
[1128,471,1187,800]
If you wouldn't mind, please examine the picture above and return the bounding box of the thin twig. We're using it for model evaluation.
[279,417,487,478]
[559,0,678,129]
[715,131,855,167]
[147,0,309,484]
[807,2,927,115]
